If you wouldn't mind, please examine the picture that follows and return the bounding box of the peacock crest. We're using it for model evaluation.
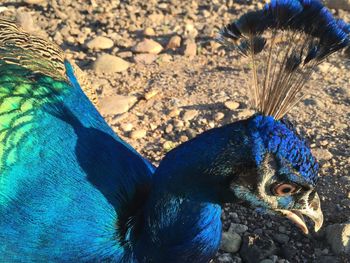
[217,0,350,120]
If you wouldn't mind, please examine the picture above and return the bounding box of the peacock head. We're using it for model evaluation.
[156,113,322,235]
[226,114,322,235]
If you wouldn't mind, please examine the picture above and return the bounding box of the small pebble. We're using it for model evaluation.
[99,95,137,116]
[214,112,225,121]
[220,231,242,253]
[240,234,277,263]
[312,148,333,161]
[129,130,147,139]
[86,36,114,50]
[165,124,173,134]
[163,141,176,151]
[278,226,287,233]
[120,123,133,132]
[270,255,278,263]
[16,11,39,34]
[229,223,248,234]
[179,135,188,142]
[118,51,133,58]
[167,35,182,50]
[186,129,197,139]
[134,54,157,64]
[216,253,235,263]
[238,110,255,119]
[183,40,197,57]
[273,233,289,244]
[324,0,350,11]
[143,27,155,36]
[149,123,157,131]
[173,120,184,128]
[168,108,180,118]
[208,121,215,128]
[224,101,240,110]
[182,110,198,122]
[184,23,198,39]
[93,54,130,73]
[134,39,163,54]
[326,223,350,255]
[158,54,173,63]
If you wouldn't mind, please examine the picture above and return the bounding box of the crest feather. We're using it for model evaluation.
[218,0,350,119]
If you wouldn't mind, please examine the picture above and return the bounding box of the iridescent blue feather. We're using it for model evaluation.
[249,115,318,185]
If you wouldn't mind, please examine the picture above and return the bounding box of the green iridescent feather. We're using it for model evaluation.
[0,62,70,171]
[0,19,71,173]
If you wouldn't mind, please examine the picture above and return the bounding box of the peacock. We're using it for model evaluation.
[0,0,348,262]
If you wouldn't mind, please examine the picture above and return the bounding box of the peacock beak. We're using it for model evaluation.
[277,191,323,235]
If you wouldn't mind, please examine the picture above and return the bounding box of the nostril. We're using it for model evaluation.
[308,190,316,201]
[308,191,319,210]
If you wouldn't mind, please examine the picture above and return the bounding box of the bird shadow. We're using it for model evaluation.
[48,104,152,216]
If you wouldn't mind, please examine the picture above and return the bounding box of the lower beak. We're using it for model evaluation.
[277,192,323,235]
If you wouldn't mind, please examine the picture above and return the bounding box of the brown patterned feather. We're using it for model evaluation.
[0,18,98,105]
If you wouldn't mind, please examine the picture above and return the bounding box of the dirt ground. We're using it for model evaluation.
[2,0,350,262]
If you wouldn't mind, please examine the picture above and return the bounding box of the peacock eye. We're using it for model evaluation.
[271,183,300,196]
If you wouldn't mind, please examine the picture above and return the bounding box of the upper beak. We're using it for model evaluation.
[277,191,323,235]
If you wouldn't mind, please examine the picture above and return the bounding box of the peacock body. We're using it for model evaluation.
[0,20,154,262]
[0,0,348,262]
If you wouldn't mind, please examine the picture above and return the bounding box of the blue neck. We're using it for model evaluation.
[135,195,222,263]
[132,123,251,262]
[133,183,222,263]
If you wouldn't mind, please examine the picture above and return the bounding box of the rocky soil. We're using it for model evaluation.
[2,0,350,262]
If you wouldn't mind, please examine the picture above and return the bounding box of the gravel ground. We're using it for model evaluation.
[2,0,350,262]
